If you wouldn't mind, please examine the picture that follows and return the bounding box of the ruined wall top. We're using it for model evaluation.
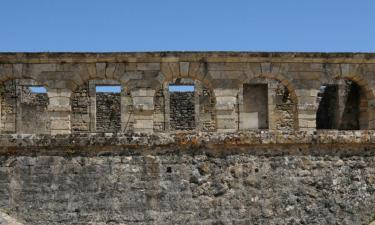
[1,51,375,63]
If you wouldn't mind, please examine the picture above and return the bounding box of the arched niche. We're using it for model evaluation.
[154,78,216,132]
[0,79,49,134]
[70,79,128,133]
[316,78,369,130]
[240,77,298,131]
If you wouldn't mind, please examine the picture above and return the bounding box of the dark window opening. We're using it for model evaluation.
[316,82,361,130]
[316,85,338,129]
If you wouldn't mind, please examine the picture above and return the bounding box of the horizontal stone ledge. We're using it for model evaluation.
[0,130,374,149]
[1,52,375,64]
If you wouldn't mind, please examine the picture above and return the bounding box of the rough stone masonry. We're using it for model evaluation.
[1,52,375,224]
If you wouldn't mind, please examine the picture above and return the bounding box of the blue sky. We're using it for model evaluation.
[0,0,374,52]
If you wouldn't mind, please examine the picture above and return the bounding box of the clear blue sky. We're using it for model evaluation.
[1,0,374,52]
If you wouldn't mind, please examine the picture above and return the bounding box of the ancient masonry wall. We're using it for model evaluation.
[0,52,375,224]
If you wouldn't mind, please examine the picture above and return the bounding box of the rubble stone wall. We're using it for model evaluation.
[170,91,195,130]
[0,132,374,225]
[96,92,121,132]
[0,52,375,224]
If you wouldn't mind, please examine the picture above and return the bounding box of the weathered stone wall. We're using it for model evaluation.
[0,131,374,225]
[0,80,16,133]
[199,87,216,131]
[0,80,49,134]
[1,52,375,224]
[274,84,295,131]
[17,86,49,134]
[71,85,90,132]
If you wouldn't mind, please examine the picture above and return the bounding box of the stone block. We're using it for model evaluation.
[50,120,71,130]
[137,63,160,71]
[179,62,189,77]
[240,112,259,129]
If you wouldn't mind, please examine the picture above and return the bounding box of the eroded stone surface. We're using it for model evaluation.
[1,152,375,225]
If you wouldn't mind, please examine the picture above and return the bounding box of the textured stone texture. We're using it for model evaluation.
[96,92,121,132]
[170,91,195,130]
[0,52,375,224]
[1,140,375,225]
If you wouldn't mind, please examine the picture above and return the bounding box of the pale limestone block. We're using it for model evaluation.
[132,98,154,111]
[134,114,154,120]
[96,63,106,76]
[13,64,23,76]
[49,97,70,108]
[240,112,259,129]
[340,64,350,76]
[261,62,271,73]
[105,63,117,78]
[50,120,71,130]
[213,89,238,97]
[216,118,236,130]
[51,129,71,135]
[153,113,164,121]
[131,89,155,97]
[209,71,244,80]
[137,63,160,71]
[87,64,97,78]
[179,62,189,77]
[215,96,237,110]
[133,119,153,129]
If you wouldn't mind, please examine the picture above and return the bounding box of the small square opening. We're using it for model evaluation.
[28,86,47,93]
[169,85,195,92]
[96,85,121,93]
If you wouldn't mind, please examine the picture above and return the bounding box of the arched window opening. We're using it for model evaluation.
[316,80,366,130]
[0,79,49,134]
[241,78,296,131]
[71,80,123,133]
[160,78,216,132]
[242,83,268,129]
[169,79,196,131]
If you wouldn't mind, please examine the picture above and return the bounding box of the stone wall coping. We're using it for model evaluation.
[0,130,375,149]
[1,52,375,63]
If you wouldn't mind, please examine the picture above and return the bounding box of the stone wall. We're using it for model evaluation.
[0,132,374,225]
[96,92,121,132]
[71,85,90,132]
[0,80,16,133]
[1,52,375,224]
[17,86,49,134]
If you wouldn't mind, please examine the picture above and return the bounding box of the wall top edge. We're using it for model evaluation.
[1,51,375,63]
[0,130,375,148]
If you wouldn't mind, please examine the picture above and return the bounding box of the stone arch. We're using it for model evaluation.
[241,72,299,131]
[157,63,216,132]
[160,62,215,90]
[317,73,375,130]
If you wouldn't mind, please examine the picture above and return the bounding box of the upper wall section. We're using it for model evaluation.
[1,52,375,135]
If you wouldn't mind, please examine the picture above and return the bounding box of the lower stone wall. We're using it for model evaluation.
[1,148,375,225]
